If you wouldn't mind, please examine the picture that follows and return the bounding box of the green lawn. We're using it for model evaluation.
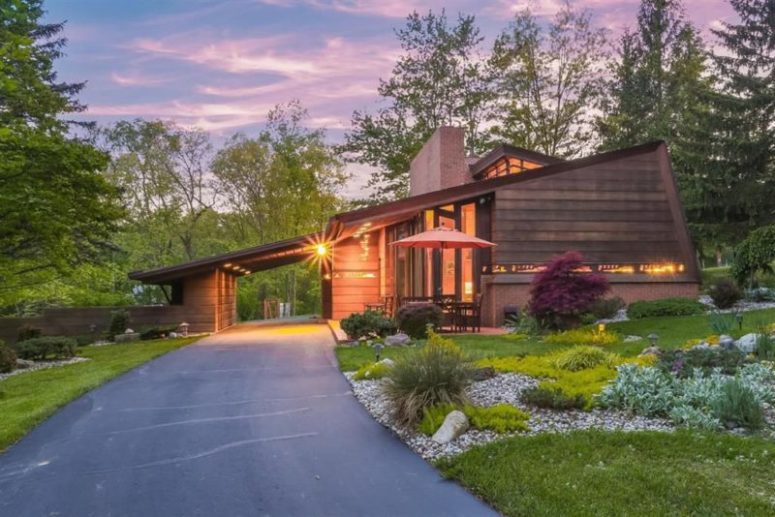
[334,308,775,371]
[437,430,775,517]
[0,337,198,452]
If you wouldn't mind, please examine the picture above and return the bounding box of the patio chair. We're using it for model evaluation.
[455,294,483,333]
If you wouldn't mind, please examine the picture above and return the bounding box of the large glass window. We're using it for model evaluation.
[460,203,476,301]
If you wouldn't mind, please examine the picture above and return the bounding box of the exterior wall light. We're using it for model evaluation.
[316,244,328,257]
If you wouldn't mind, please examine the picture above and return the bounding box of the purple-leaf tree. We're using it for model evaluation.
[528,251,610,329]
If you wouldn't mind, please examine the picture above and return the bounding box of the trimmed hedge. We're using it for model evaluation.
[340,310,396,339]
[14,336,77,361]
[627,297,705,319]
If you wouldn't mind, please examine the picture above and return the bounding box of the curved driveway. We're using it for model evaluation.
[0,323,496,517]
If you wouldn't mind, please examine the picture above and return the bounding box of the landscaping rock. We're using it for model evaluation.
[377,358,395,368]
[719,335,736,349]
[432,410,469,444]
[639,346,662,356]
[624,335,643,342]
[735,333,760,354]
[384,333,411,346]
[471,366,496,381]
[16,358,34,369]
[690,343,711,351]
[114,332,141,343]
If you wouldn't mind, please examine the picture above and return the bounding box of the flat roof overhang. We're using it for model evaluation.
[129,233,323,284]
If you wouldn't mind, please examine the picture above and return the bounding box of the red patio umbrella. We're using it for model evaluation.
[390,226,496,249]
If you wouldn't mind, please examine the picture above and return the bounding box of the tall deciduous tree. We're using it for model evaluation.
[342,10,490,202]
[488,5,607,157]
[0,0,123,295]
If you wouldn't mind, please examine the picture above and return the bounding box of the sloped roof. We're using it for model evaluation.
[469,144,564,178]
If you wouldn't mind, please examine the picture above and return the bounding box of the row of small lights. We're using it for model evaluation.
[223,262,251,275]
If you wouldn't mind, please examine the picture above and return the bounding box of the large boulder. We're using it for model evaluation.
[719,335,736,349]
[377,358,395,368]
[431,410,469,444]
[384,333,411,347]
[735,333,761,354]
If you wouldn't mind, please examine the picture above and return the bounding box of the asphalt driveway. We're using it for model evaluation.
[0,322,496,517]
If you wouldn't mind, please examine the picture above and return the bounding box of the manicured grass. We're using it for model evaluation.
[437,430,775,516]
[607,307,775,355]
[0,337,198,452]
[335,308,775,371]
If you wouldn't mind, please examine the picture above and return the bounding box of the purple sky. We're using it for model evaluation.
[46,0,736,194]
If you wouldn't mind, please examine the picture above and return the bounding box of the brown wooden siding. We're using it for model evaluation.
[331,231,381,320]
[491,148,693,268]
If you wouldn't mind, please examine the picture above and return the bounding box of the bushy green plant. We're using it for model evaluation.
[108,309,130,339]
[711,379,764,430]
[353,361,392,380]
[543,328,621,347]
[384,330,472,426]
[395,303,443,338]
[0,340,17,373]
[627,297,706,319]
[74,335,94,347]
[754,332,775,361]
[658,348,747,377]
[732,225,775,285]
[521,384,585,410]
[707,277,742,309]
[13,336,77,361]
[707,311,736,335]
[340,310,396,340]
[551,346,620,372]
[587,297,625,320]
[16,324,41,342]
[597,365,679,416]
[418,403,530,435]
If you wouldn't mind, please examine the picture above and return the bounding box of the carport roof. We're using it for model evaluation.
[128,233,322,284]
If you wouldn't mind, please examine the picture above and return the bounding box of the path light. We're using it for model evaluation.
[598,323,606,333]
[648,333,659,347]
[179,322,190,337]
[735,311,743,331]
[373,342,384,362]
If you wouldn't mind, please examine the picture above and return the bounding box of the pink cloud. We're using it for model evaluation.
[257,0,460,18]
[110,71,171,86]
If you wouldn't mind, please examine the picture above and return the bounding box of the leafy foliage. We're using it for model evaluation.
[419,403,530,435]
[732,226,775,285]
[712,379,764,430]
[707,277,742,309]
[13,336,76,361]
[587,297,626,320]
[528,251,610,329]
[543,328,621,347]
[520,384,586,410]
[108,309,130,339]
[340,310,396,340]
[16,325,41,342]
[0,341,17,373]
[627,297,705,319]
[658,347,747,377]
[353,361,393,381]
[550,346,620,372]
[384,331,472,426]
[396,303,443,339]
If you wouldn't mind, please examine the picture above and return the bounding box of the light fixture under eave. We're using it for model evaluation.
[316,243,328,257]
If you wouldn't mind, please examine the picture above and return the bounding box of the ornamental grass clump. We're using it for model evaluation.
[543,327,621,347]
[551,346,620,372]
[418,403,530,435]
[384,330,472,427]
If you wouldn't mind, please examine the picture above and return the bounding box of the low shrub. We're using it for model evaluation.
[353,361,392,380]
[384,330,472,426]
[711,379,764,430]
[139,326,178,341]
[587,297,625,320]
[0,341,17,373]
[74,335,95,347]
[340,310,396,340]
[108,309,130,339]
[551,346,620,372]
[395,303,443,339]
[543,328,621,347]
[754,332,775,361]
[16,324,42,342]
[627,297,705,319]
[745,287,775,302]
[13,336,77,361]
[419,403,530,435]
[707,277,742,309]
[658,348,747,377]
[528,251,610,330]
[521,384,585,410]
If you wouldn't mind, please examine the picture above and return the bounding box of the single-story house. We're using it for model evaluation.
[129,127,700,331]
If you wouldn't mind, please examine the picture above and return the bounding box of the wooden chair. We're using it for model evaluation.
[456,294,483,333]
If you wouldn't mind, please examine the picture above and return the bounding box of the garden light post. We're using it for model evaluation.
[735,311,743,331]
[648,333,659,347]
[373,342,384,362]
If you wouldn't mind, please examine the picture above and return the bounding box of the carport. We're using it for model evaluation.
[128,233,324,333]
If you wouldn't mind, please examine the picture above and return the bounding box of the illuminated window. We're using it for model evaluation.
[481,157,542,179]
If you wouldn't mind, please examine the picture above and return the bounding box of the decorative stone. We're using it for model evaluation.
[639,346,662,356]
[690,342,711,351]
[719,335,736,349]
[384,333,411,346]
[168,331,178,338]
[16,358,34,369]
[124,328,135,334]
[377,358,395,368]
[624,335,643,342]
[115,332,141,343]
[431,410,469,444]
[735,333,761,354]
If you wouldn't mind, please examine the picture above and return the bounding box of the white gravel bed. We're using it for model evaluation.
[0,357,91,382]
[698,295,775,313]
[346,372,673,461]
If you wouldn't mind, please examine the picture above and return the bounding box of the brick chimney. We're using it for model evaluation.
[409,126,469,196]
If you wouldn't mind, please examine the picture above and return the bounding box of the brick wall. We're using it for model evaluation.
[480,277,700,327]
[409,126,470,196]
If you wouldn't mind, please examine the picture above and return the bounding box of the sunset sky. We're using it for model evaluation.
[45,0,737,193]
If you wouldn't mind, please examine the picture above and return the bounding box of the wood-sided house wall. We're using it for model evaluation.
[480,144,699,326]
[329,231,383,321]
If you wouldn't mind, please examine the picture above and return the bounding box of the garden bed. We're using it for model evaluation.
[346,371,673,461]
[0,357,90,382]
